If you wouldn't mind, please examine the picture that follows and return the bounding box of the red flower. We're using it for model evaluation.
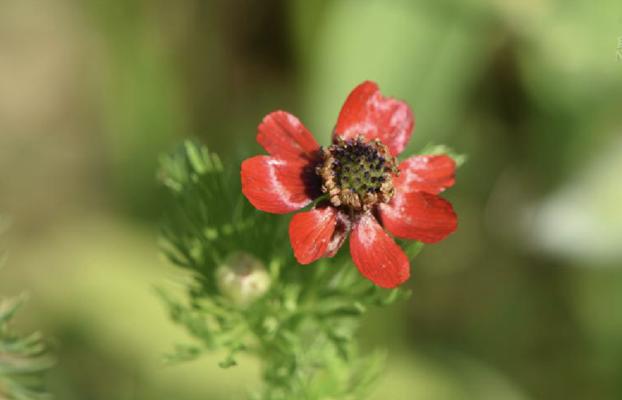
[241,81,457,288]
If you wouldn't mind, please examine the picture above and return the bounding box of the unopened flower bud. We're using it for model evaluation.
[216,252,270,306]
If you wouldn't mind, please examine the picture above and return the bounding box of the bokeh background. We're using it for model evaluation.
[1,0,622,399]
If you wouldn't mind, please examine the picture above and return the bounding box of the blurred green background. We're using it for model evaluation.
[1,0,622,399]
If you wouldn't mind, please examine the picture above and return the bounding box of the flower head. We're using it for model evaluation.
[241,81,457,288]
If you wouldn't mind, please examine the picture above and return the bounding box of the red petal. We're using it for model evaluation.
[379,191,457,243]
[349,212,410,288]
[241,156,318,214]
[333,81,414,156]
[289,207,338,264]
[257,111,320,162]
[394,155,456,195]
[324,210,352,257]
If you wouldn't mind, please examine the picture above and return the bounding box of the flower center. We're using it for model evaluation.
[317,136,398,211]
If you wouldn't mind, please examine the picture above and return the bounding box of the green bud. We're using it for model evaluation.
[216,253,270,306]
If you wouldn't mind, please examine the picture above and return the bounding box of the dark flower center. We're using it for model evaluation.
[317,136,398,211]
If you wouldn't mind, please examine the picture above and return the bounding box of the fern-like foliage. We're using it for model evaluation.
[158,141,411,399]
[0,219,52,400]
[0,293,53,400]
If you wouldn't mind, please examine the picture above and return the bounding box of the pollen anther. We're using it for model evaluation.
[317,136,398,211]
